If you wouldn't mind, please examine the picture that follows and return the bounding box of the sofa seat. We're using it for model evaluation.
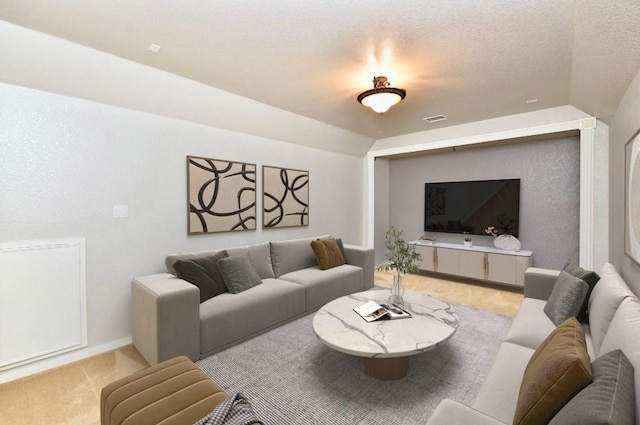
[199,278,306,357]
[280,264,364,310]
[503,297,596,358]
[471,342,534,423]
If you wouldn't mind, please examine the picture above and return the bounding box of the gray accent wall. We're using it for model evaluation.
[386,136,581,269]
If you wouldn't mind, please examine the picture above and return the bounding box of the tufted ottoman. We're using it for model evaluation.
[101,356,227,425]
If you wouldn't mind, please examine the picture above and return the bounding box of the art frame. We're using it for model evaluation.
[262,166,309,228]
[187,156,257,234]
[625,131,640,265]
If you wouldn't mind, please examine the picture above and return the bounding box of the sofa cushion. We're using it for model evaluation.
[544,271,589,325]
[310,237,346,270]
[549,349,635,425]
[472,342,536,424]
[513,317,592,425]
[270,235,329,277]
[280,264,364,311]
[199,279,306,357]
[504,298,557,350]
[600,297,640,422]
[588,263,634,356]
[173,251,229,302]
[217,254,262,294]
[563,261,600,321]
[226,242,275,279]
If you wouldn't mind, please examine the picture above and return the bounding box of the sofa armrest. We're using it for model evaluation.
[523,267,560,300]
[426,399,507,425]
[344,244,375,290]
[132,273,200,365]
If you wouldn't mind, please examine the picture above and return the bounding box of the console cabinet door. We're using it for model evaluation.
[458,251,486,280]
[435,247,459,275]
[414,245,435,272]
[486,253,517,285]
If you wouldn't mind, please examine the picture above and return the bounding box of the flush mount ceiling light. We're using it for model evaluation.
[357,76,406,114]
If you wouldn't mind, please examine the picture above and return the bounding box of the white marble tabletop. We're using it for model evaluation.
[313,290,458,359]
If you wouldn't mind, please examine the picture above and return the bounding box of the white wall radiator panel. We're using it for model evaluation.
[0,238,87,371]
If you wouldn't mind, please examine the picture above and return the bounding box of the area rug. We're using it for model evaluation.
[197,303,512,425]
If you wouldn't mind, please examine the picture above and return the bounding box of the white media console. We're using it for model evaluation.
[409,240,533,287]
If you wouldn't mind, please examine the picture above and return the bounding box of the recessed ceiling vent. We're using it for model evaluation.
[423,115,447,123]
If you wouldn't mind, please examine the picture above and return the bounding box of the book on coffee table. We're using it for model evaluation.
[353,300,412,322]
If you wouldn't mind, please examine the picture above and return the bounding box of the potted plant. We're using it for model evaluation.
[377,227,422,307]
[464,236,473,247]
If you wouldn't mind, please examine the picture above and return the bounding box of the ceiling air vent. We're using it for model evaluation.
[423,115,447,123]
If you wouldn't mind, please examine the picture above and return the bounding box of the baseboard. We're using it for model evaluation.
[0,336,132,384]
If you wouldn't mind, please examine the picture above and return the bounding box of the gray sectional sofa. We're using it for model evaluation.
[427,262,640,425]
[131,236,374,365]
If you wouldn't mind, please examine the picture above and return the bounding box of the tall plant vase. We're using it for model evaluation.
[389,272,405,308]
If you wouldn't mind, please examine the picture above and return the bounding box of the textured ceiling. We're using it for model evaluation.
[1,1,640,139]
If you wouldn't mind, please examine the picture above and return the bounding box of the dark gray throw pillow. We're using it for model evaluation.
[549,349,635,425]
[544,271,589,325]
[217,254,262,294]
[563,261,601,322]
[173,250,229,303]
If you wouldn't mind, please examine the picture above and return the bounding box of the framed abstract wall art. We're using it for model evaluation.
[262,166,309,228]
[187,156,256,234]
[626,132,640,264]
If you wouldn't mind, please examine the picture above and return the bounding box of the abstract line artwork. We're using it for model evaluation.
[187,156,256,234]
[263,166,309,228]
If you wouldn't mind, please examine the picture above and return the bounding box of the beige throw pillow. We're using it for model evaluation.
[513,317,593,425]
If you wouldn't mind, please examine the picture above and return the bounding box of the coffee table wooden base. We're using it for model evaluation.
[363,356,409,380]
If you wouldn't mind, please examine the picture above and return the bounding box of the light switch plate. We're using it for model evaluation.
[113,205,129,218]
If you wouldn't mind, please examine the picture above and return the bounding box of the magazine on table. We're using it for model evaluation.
[353,300,412,322]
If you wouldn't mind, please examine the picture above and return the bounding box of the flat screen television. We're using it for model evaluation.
[424,179,520,237]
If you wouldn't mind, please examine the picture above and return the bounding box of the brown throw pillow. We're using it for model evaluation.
[513,317,593,425]
[310,238,346,270]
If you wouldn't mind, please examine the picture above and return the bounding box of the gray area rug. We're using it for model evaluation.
[197,303,512,425]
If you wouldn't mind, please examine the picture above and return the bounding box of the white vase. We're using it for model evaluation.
[494,234,521,251]
[464,240,473,247]
[388,272,405,308]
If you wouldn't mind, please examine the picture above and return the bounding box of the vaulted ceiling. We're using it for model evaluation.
[2,1,640,139]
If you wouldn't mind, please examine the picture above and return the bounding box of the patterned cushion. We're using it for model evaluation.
[310,237,346,270]
[513,317,592,425]
[544,271,589,325]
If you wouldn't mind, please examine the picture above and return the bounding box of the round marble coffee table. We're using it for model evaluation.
[312,289,458,380]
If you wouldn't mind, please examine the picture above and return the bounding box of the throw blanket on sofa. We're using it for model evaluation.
[194,392,262,425]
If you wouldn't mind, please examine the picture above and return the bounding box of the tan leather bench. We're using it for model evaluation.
[101,356,227,425]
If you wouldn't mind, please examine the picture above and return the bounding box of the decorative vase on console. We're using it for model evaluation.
[485,217,521,251]
[377,226,422,309]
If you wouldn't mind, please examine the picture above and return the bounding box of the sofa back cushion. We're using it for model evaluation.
[226,242,275,279]
[270,235,329,277]
[588,263,634,356]
[599,296,640,422]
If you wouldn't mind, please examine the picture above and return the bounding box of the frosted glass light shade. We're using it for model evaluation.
[360,92,404,114]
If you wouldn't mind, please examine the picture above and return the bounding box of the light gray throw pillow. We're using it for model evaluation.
[217,254,262,294]
[544,271,589,326]
[549,349,635,425]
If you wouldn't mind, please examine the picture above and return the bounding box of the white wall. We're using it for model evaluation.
[609,66,640,296]
[0,82,366,382]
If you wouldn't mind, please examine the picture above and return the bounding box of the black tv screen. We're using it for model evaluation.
[424,179,520,237]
